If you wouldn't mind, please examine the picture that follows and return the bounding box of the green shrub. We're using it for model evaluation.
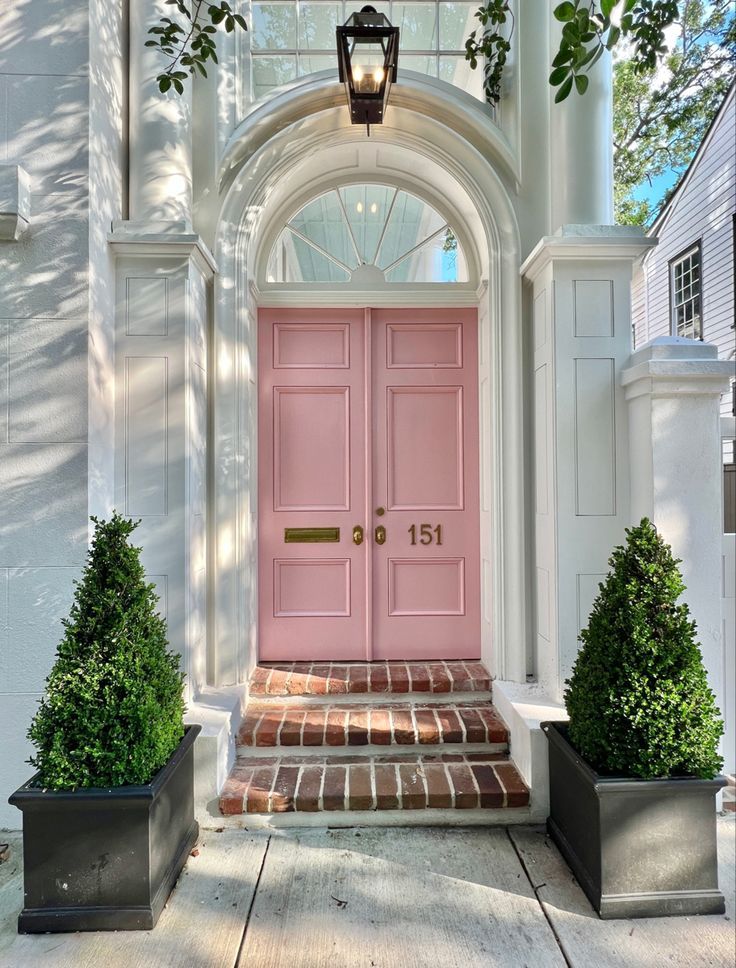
[28,514,185,790]
[565,518,723,779]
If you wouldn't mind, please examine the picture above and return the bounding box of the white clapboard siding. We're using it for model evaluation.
[632,84,735,422]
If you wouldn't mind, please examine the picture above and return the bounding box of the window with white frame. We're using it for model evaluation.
[249,1,485,101]
[670,243,702,340]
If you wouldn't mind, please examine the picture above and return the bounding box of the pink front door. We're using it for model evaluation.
[258,308,480,661]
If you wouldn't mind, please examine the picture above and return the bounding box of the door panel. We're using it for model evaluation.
[258,307,481,661]
[258,308,366,661]
[371,308,480,660]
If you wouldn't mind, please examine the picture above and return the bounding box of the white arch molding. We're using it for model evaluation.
[210,74,528,688]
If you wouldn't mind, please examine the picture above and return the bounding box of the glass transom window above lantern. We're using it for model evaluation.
[265,185,469,284]
[249,2,485,102]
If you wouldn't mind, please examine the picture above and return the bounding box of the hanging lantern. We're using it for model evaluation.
[336,6,399,134]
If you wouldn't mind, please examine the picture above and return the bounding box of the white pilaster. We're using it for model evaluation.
[109,227,216,702]
[522,226,656,701]
[622,337,735,728]
[548,10,614,228]
[128,0,193,224]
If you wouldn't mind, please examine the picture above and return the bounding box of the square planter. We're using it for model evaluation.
[8,724,201,933]
[542,721,726,919]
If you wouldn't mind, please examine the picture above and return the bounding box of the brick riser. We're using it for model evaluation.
[239,702,508,749]
[220,753,528,816]
[250,660,491,697]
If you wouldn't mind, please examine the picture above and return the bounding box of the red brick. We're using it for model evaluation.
[436,708,464,744]
[347,709,370,746]
[392,710,416,744]
[446,662,473,691]
[307,664,331,695]
[322,765,346,810]
[325,709,348,745]
[478,707,508,744]
[249,666,271,696]
[408,664,431,692]
[302,709,326,746]
[235,755,278,766]
[348,765,374,810]
[327,666,349,694]
[348,665,369,693]
[465,751,505,762]
[279,710,306,746]
[470,764,503,808]
[428,664,452,693]
[246,767,276,812]
[330,754,367,764]
[448,764,478,808]
[266,666,292,696]
[296,766,323,811]
[494,763,529,807]
[375,753,420,764]
[270,766,299,812]
[439,753,465,762]
[457,708,486,743]
[255,710,283,747]
[399,765,426,809]
[219,769,251,815]
[237,709,263,746]
[374,764,400,809]
[414,709,440,744]
[287,667,312,695]
[424,764,453,808]
[465,662,491,688]
[369,709,392,745]
[368,663,390,692]
[387,663,410,692]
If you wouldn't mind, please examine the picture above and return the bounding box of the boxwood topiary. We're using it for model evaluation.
[28,513,185,790]
[565,518,723,780]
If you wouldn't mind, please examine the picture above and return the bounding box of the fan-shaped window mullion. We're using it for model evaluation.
[285,225,353,273]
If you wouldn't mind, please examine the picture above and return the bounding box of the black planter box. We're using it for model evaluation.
[8,724,201,933]
[542,721,726,919]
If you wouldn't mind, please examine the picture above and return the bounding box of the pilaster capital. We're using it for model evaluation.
[108,220,217,278]
[621,336,735,401]
[520,224,657,283]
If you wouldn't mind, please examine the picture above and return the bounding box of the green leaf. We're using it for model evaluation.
[574,73,589,94]
[554,1,577,22]
[554,75,574,101]
[159,76,172,92]
[549,65,571,86]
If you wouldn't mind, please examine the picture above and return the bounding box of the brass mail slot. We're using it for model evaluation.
[284,527,340,543]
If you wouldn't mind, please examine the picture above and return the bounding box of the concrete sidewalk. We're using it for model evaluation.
[0,818,734,967]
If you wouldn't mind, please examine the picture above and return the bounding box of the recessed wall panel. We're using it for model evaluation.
[274,558,350,616]
[573,280,614,337]
[386,323,462,368]
[387,386,463,509]
[273,323,350,368]
[534,290,547,350]
[534,364,549,515]
[574,358,616,516]
[125,357,167,516]
[536,567,550,642]
[577,573,605,636]
[126,277,168,336]
[388,558,465,616]
[274,386,349,510]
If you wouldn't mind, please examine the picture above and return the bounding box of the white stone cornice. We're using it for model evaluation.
[520,224,657,282]
[621,336,735,401]
[108,221,217,277]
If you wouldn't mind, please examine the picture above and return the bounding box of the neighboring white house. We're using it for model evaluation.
[631,81,735,447]
[0,2,733,828]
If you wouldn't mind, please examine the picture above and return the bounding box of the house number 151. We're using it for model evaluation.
[408,524,443,546]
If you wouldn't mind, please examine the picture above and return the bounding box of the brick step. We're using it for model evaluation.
[238,701,508,750]
[219,752,529,816]
[249,660,491,698]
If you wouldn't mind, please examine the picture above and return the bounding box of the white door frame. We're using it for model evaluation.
[211,76,528,687]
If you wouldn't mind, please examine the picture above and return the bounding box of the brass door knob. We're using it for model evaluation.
[375,506,386,517]
[375,524,386,545]
[352,525,364,545]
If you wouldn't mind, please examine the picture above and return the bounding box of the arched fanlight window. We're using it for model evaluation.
[266,185,469,284]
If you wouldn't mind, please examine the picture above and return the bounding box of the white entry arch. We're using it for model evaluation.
[210,73,528,689]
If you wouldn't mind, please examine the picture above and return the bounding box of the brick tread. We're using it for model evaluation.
[219,753,529,816]
[238,701,508,748]
[249,660,490,697]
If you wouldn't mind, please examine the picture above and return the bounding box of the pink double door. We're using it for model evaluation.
[258,307,480,661]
